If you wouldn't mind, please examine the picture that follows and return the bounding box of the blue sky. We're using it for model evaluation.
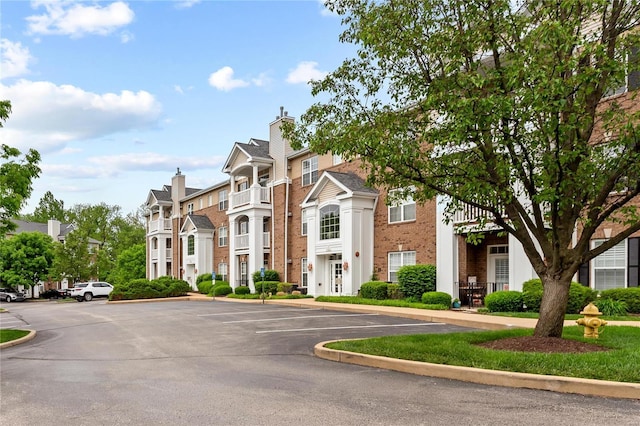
[1,0,352,215]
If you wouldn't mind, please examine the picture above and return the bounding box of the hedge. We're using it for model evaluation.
[234,286,251,295]
[252,269,280,283]
[397,264,436,300]
[519,279,597,314]
[254,281,279,295]
[484,291,524,312]
[599,288,640,314]
[109,277,191,300]
[421,291,451,306]
[213,284,233,296]
[360,281,388,300]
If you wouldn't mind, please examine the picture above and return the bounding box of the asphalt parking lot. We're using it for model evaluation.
[2,300,639,425]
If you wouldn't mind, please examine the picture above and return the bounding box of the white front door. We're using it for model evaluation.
[488,255,509,291]
[330,261,343,295]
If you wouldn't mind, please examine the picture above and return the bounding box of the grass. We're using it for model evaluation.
[484,311,638,321]
[0,329,30,343]
[316,295,449,310]
[326,326,640,383]
[226,293,314,300]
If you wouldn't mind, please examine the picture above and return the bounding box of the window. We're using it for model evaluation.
[218,190,228,211]
[606,46,639,96]
[388,251,416,282]
[592,239,626,290]
[239,219,248,235]
[259,174,269,187]
[238,181,249,191]
[217,262,228,281]
[302,156,318,186]
[332,153,342,165]
[187,235,195,256]
[388,189,416,223]
[166,238,172,249]
[208,195,213,207]
[199,198,203,209]
[320,205,340,240]
[301,258,308,287]
[187,203,194,214]
[218,226,228,247]
[301,209,308,236]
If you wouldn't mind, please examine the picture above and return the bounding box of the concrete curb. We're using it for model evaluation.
[0,330,36,350]
[314,340,640,400]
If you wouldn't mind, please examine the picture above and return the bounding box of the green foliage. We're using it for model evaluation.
[599,288,640,314]
[397,264,436,300]
[234,286,251,295]
[0,231,54,290]
[1,101,41,236]
[23,191,67,223]
[213,284,233,296]
[277,282,293,293]
[421,291,451,306]
[254,281,279,295]
[197,280,213,295]
[594,298,628,316]
[566,283,597,314]
[359,281,388,300]
[522,279,543,293]
[252,269,280,283]
[386,283,402,299]
[484,291,524,313]
[109,277,190,300]
[522,290,543,312]
[107,243,146,286]
[196,273,213,284]
[315,295,449,310]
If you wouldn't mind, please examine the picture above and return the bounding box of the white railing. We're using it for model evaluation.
[148,219,172,233]
[236,234,249,249]
[165,248,172,258]
[151,248,158,260]
[230,187,271,209]
[263,232,270,248]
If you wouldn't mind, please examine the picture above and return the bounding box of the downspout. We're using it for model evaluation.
[284,172,290,283]
[271,183,275,270]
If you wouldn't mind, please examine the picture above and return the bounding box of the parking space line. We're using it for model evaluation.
[256,323,444,334]
[224,313,378,324]
[197,308,321,317]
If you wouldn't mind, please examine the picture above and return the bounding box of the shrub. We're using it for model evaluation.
[397,264,436,300]
[252,269,280,283]
[484,291,523,312]
[196,273,213,285]
[522,290,543,312]
[213,284,233,296]
[386,284,402,299]
[277,283,293,293]
[167,279,191,297]
[254,281,279,295]
[359,281,388,300]
[520,279,596,314]
[421,291,451,306]
[197,280,213,295]
[594,298,628,316]
[234,286,251,295]
[599,288,640,314]
[566,282,597,314]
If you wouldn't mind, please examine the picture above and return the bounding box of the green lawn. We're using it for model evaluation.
[0,329,30,343]
[483,311,639,321]
[326,326,640,383]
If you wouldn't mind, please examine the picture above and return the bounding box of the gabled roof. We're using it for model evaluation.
[302,171,379,205]
[9,220,99,244]
[180,214,215,233]
[222,138,273,173]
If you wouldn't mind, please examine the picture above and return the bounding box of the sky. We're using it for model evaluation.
[1,0,354,216]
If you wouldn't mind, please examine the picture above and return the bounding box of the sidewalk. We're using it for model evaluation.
[210,295,640,399]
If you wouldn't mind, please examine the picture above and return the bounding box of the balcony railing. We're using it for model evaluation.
[230,187,271,209]
[148,218,172,233]
[453,281,509,308]
[234,232,271,250]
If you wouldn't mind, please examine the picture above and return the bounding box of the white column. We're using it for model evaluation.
[248,211,264,293]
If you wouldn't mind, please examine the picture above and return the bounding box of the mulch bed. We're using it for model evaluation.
[477,336,610,353]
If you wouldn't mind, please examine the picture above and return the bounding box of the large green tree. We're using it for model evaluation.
[0,232,54,295]
[23,191,67,223]
[50,231,93,284]
[285,0,640,337]
[0,100,41,236]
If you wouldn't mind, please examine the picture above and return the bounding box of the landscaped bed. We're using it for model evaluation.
[325,326,640,383]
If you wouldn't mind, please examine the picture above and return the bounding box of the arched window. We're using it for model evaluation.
[187,235,195,255]
[320,205,340,240]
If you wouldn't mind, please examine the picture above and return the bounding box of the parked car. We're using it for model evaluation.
[40,289,70,299]
[69,282,114,302]
[0,287,26,303]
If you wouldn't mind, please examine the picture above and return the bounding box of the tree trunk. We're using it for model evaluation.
[534,276,571,338]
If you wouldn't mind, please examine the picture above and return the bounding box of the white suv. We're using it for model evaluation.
[70,282,113,302]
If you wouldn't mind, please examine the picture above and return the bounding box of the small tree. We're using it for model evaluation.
[0,232,54,296]
[397,264,437,300]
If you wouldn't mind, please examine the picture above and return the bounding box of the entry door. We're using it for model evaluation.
[489,256,509,291]
[330,261,343,295]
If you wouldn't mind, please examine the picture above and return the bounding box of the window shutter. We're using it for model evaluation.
[629,238,639,288]
[578,261,590,287]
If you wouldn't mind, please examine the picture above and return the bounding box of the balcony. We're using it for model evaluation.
[452,204,504,233]
[148,218,172,233]
[234,232,271,250]
[230,187,271,210]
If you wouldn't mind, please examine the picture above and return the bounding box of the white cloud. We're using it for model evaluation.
[27,1,135,39]
[0,39,33,79]
[120,30,134,43]
[251,72,272,88]
[286,61,328,84]
[208,66,250,92]
[0,79,163,152]
[174,0,201,9]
